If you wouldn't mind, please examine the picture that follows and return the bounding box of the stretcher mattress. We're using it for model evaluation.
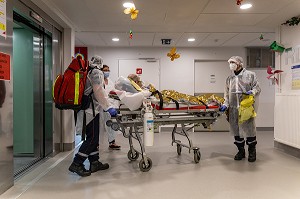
[109,91,219,111]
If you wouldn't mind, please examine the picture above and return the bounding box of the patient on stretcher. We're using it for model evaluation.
[109,75,223,111]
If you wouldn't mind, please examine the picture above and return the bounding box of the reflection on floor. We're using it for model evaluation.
[2,130,300,199]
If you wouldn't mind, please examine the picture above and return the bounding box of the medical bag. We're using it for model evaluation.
[52,56,89,110]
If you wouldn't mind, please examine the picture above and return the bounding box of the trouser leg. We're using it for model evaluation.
[74,114,100,164]
[234,136,245,160]
[247,136,257,162]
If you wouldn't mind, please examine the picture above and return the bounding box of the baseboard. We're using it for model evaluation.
[274,141,300,159]
[256,127,274,131]
[63,142,75,151]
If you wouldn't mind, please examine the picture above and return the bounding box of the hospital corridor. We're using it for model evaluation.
[1,0,300,199]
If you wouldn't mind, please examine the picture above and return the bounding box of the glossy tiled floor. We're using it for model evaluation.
[2,130,300,199]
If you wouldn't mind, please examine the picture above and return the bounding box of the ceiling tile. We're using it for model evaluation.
[222,33,264,47]
[176,33,210,47]
[99,33,129,46]
[76,32,106,46]
[202,0,294,14]
[164,0,209,25]
[199,33,238,47]
[194,14,270,26]
[129,33,155,46]
[245,33,275,47]
[153,33,183,46]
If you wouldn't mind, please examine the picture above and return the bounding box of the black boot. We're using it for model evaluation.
[248,146,256,162]
[90,161,109,173]
[69,162,91,177]
[234,147,245,160]
[247,137,257,162]
[234,136,245,161]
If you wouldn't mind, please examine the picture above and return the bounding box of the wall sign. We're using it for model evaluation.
[0,52,10,80]
[0,0,6,38]
[291,65,300,89]
[136,67,142,74]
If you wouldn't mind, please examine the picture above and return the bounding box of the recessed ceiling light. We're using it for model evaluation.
[112,38,119,42]
[240,3,252,9]
[188,38,195,42]
[123,2,135,8]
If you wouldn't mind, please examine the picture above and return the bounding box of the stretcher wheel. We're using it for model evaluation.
[177,144,182,155]
[193,149,201,163]
[111,123,120,131]
[106,120,112,127]
[139,157,152,172]
[127,149,139,161]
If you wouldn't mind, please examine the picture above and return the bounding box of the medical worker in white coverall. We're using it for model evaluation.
[69,55,117,177]
[100,64,121,150]
[219,56,261,162]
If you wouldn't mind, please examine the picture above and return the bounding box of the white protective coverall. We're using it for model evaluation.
[75,64,112,133]
[100,77,119,143]
[223,68,261,138]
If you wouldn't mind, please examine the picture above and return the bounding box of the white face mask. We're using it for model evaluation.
[229,63,238,71]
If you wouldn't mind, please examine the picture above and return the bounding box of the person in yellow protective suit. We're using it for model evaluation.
[219,56,261,162]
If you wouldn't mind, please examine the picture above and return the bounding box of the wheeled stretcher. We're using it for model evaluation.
[106,91,221,172]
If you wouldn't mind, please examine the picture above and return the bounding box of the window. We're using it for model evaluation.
[246,47,275,68]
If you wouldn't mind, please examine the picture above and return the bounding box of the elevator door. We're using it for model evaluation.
[13,12,53,176]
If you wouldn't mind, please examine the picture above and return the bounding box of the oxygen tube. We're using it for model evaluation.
[143,97,154,146]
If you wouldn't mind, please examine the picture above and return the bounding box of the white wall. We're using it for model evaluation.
[88,46,274,127]
[274,25,300,149]
[63,28,75,145]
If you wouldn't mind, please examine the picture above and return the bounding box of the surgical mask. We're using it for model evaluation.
[229,63,238,71]
[103,71,110,78]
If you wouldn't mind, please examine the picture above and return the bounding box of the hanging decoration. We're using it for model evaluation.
[259,34,264,40]
[124,6,139,20]
[129,30,133,39]
[167,47,180,61]
[282,16,300,26]
[236,0,243,5]
[270,41,285,53]
[266,66,283,85]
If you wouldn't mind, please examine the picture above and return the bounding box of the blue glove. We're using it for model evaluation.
[245,91,253,95]
[107,108,118,117]
[219,105,227,112]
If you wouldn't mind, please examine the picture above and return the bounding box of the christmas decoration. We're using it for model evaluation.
[129,30,133,39]
[266,66,283,85]
[236,0,243,5]
[270,41,285,53]
[259,34,264,40]
[124,7,139,20]
[282,16,300,26]
[167,47,180,61]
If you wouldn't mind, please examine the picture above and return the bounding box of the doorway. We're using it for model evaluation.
[118,59,160,90]
[13,11,53,176]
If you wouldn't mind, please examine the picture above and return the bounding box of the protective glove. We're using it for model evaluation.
[107,108,118,117]
[245,91,253,95]
[219,105,227,112]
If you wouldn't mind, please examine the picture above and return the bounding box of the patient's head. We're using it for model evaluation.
[127,74,143,87]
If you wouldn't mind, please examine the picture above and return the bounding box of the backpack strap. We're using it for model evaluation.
[81,111,86,141]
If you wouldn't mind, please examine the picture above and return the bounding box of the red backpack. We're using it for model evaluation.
[53,57,89,110]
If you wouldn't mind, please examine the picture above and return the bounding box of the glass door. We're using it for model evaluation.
[13,11,53,176]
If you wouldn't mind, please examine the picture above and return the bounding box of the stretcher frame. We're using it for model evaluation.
[107,105,220,172]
